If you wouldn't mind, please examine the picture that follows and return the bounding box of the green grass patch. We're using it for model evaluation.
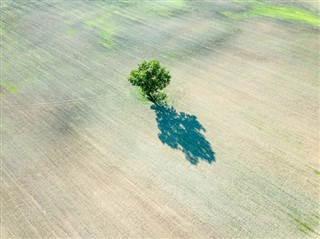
[223,2,320,27]
[160,53,179,62]
[66,28,76,35]
[1,81,17,94]
[305,165,320,176]
[85,13,117,49]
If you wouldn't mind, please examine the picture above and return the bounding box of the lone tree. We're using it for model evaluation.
[128,59,171,101]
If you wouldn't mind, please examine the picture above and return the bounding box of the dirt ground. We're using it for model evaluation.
[1,1,319,238]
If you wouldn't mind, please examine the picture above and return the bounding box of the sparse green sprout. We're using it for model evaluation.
[128,59,171,102]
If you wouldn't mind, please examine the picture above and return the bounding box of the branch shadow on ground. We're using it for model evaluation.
[151,104,215,165]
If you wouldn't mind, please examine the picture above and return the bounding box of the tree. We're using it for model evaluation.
[128,59,171,101]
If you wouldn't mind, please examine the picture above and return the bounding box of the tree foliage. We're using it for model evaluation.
[128,59,171,101]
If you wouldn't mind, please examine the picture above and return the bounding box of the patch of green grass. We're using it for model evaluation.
[99,27,116,48]
[85,13,117,49]
[0,21,7,32]
[1,81,17,94]
[66,28,76,35]
[223,2,320,27]
[135,87,149,102]
[305,165,320,176]
[160,53,179,62]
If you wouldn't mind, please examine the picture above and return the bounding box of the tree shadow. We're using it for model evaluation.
[151,104,215,165]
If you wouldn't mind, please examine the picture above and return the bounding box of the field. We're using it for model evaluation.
[1,0,320,238]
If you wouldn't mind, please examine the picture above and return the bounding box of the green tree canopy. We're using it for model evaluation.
[128,59,171,101]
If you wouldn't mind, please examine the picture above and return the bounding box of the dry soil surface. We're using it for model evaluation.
[1,1,319,238]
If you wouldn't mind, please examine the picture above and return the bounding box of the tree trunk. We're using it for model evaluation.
[147,92,156,102]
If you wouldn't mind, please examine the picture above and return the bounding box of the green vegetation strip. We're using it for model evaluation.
[223,2,320,27]
[1,82,17,94]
